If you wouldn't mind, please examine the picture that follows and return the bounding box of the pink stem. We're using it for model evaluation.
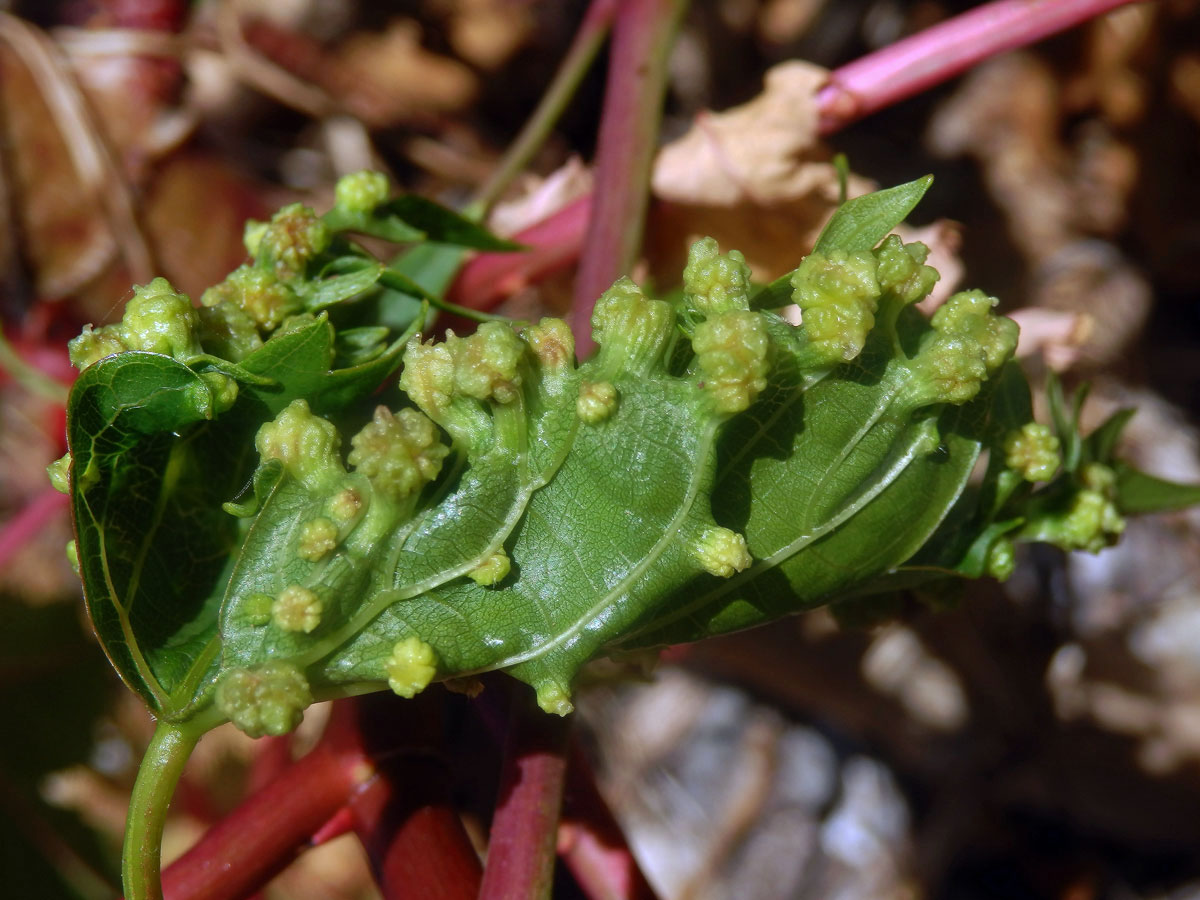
[570,0,688,354]
[446,196,591,310]
[0,489,69,570]
[815,0,1141,134]
[449,0,1140,327]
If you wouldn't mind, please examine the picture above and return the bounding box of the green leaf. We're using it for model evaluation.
[813,175,933,254]
[615,328,989,649]
[1085,407,1136,465]
[323,195,520,251]
[1114,464,1200,515]
[67,353,236,713]
[299,260,384,312]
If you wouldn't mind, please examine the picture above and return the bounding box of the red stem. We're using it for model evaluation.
[346,692,482,900]
[348,760,482,900]
[151,703,373,900]
[569,0,688,354]
[559,741,659,900]
[815,0,1141,134]
[0,489,68,570]
[478,688,572,900]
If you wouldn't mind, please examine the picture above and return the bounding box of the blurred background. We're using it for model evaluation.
[2,1,1200,898]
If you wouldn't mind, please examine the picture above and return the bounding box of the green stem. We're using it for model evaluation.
[471,0,619,217]
[122,719,204,900]
[570,0,689,355]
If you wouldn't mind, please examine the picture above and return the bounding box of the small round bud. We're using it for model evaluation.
[1004,423,1061,482]
[683,237,751,315]
[255,399,345,490]
[244,593,275,626]
[348,406,449,501]
[468,549,511,586]
[216,661,313,738]
[693,526,752,577]
[985,537,1016,581]
[577,380,618,424]
[329,487,364,525]
[68,324,128,370]
[47,453,71,494]
[335,170,390,213]
[297,517,339,562]
[692,310,770,414]
[385,636,438,698]
[272,584,323,633]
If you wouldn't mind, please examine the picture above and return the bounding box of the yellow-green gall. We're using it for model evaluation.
[577,380,618,424]
[245,592,275,626]
[903,293,1018,409]
[272,584,323,633]
[1004,423,1061,483]
[692,310,770,414]
[118,277,202,360]
[1059,489,1125,553]
[243,219,268,257]
[197,301,263,360]
[200,371,239,414]
[335,170,390,213]
[693,526,753,577]
[468,549,511,586]
[385,636,438,698]
[449,322,526,404]
[931,290,1017,373]
[348,406,449,500]
[65,540,79,576]
[297,517,339,562]
[216,661,313,738]
[591,277,675,373]
[985,537,1016,581]
[201,265,298,332]
[400,336,456,419]
[525,317,575,372]
[683,237,752,314]
[68,324,128,370]
[791,249,880,365]
[255,399,344,490]
[535,681,574,716]
[47,453,71,494]
[874,234,939,307]
[247,203,331,277]
[1081,462,1117,493]
[329,486,364,525]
